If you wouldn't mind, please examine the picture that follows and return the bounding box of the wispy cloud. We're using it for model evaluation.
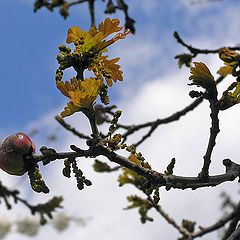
[3,1,240,240]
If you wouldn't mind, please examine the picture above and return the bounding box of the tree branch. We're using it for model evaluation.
[122,76,225,146]
[55,115,91,140]
[122,96,204,143]
[33,143,240,191]
[148,196,191,238]
[226,226,240,240]
[193,203,240,239]
[88,0,95,27]
[222,216,240,240]
[199,89,220,179]
[68,0,88,7]
[174,31,240,57]
[0,181,62,223]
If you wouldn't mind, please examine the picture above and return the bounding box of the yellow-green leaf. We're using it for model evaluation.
[57,77,103,117]
[66,26,87,44]
[101,56,123,86]
[98,18,123,38]
[217,65,233,76]
[61,101,81,118]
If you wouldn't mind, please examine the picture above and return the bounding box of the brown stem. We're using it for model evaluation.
[226,226,240,240]
[68,0,88,7]
[122,76,225,145]
[148,196,191,238]
[76,68,84,80]
[82,108,99,139]
[55,115,91,140]
[174,31,240,57]
[122,97,204,143]
[192,203,240,238]
[88,0,95,27]
[33,144,240,191]
[199,93,220,179]
[222,216,240,240]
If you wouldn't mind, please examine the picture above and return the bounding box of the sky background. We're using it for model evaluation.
[1,0,240,239]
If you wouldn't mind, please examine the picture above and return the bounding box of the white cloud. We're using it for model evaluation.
[4,67,238,240]
[3,1,240,240]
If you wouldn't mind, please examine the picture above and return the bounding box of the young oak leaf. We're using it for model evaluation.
[219,47,240,64]
[229,83,240,103]
[57,77,80,97]
[217,65,234,76]
[118,168,144,187]
[124,195,153,224]
[100,29,130,51]
[218,83,240,110]
[61,101,81,118]
[125,195,150,210]
[118,154,151,187]
[66,18,129,55]
[128,154,141,166]
[80,31,105,53]
[101,56,123,86]
[88,55,123,86]
[81,22,130,55]
[66,26,87,45]
[57,77,103,117]
[98,18,123,38]
[189,62,215,90]
[112,29,130,42]
[217,48,240,76]
[66,25,104,54]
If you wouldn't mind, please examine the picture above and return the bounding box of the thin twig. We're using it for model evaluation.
[122,97,204,144]
[226,226,240,240]
[147,195,240,239]
[0,181,39,214]
[88,0,95,27]
[55,115,91,140]
[148,196,191,238]
[222,216,240,240]
[193,203,240,238]
[122,76,224,147]
[199,86,219,179]
[174,31,240,57]
[68,0,88,7]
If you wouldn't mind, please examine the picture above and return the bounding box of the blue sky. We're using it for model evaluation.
[0,0,91,132]
[0,0,238,133]
[1,1,240,240]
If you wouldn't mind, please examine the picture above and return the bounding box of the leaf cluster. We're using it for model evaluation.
[125,195,153,224]
[55,18,129,117]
